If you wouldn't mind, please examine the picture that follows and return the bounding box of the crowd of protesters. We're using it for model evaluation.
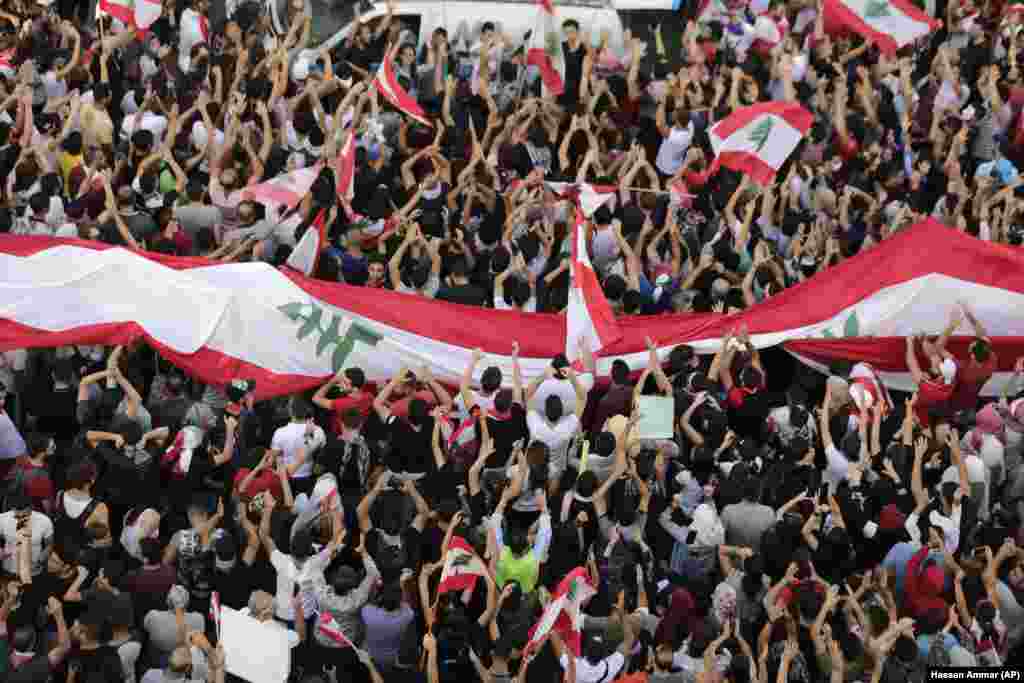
[3,0,1024,681]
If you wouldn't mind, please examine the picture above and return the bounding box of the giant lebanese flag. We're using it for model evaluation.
[823,0,939,56]
[526,567,595,656]
[566,205,622,360]
[374,45,432,128]
[709,102,813,185]
[527,0,565,97]
[8,221,1024,399]
[436,536,489,595]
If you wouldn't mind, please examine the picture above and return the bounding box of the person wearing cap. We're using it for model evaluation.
[906,334,958,428]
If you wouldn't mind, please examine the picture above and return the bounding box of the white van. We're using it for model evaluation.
[270,0,629,60]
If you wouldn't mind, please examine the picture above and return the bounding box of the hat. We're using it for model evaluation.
[878,503,906,531]
[226,378,256,403]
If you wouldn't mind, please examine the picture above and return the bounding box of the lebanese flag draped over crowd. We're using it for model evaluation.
[823,0,940,55]
[527,0,566,97]
[6,221,1024,399]
[374,45,433,127]
[526,567,595,656]
[709,102,813,185]
[436,536,489,595]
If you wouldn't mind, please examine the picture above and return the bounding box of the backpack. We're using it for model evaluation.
[53,491,101,549]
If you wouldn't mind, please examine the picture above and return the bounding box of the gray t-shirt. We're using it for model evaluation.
[174,204,223,235]
[720,501,775,552]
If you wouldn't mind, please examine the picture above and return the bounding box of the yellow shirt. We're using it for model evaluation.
[59,151,83,193]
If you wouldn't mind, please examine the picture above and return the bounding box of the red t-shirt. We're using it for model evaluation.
[233,468,284,501]
[8,460,54,511]
[330,390,374,433]
[389,389,438,419]
[836,134,860,161]
[915,378,956,426]
[951,353,998,411]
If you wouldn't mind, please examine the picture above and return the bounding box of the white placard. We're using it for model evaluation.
[635,395,675,440]
[220,606,290,683]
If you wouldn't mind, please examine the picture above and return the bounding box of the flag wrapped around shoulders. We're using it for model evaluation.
[566,204,622,361]
[437,536,489,595]
[709,102,813,185]
[823,0,940,55]
[527,0,566,97]
[374,45,433,128]
[526,567,596,656]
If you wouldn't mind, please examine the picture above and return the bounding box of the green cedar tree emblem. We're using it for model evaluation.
[821,311,861,339]
[279,302,382,372]
[748,117,774,153]
[864,0,891,19]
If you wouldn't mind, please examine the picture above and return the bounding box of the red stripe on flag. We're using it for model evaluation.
[710,102,814,142]
[527,48,565,97]
[375,51,433,127]
[100,0,134,25]
[538,0,555,13]
[709,150,780,185]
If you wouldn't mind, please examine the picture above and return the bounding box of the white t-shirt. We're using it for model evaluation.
[269,547,331,622]
[271,422,326,480]
[824,443,851,494]
[531,373,595,414]
[655,123,695,175]
[121,112,169,143]
[179,9,207,73]
[0,511,53,577]
[559,652,625,683]
[527,410,580,476]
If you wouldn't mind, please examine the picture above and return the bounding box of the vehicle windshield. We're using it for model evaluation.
[309,0,359,45]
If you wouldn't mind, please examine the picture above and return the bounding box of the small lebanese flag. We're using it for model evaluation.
[98,0,133,24]
[527,0,565,97]
[709,102,813,185]
[318,613,354,648]
[332,131,357,204]
[0,49,15,76]
[697,0,729,23]
[242,164,322,212]
[823,0,939,55]
[286,208,328,276]
[210,591,222,640]
[546,182,616,218]
[134,0,162,30]
[566,205,622,361]
[526,567,595,656]
[437,536,489,595]
[374,45,432,128]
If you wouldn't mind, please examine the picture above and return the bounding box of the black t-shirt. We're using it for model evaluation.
[11,571,80,630]
[71,645,124,680]
[435,282,489,307]
[29,383,79,443]
[483,404,528,469]
[384,416,435,475]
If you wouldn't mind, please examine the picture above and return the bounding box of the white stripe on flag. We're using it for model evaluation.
[711,114,805,171]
